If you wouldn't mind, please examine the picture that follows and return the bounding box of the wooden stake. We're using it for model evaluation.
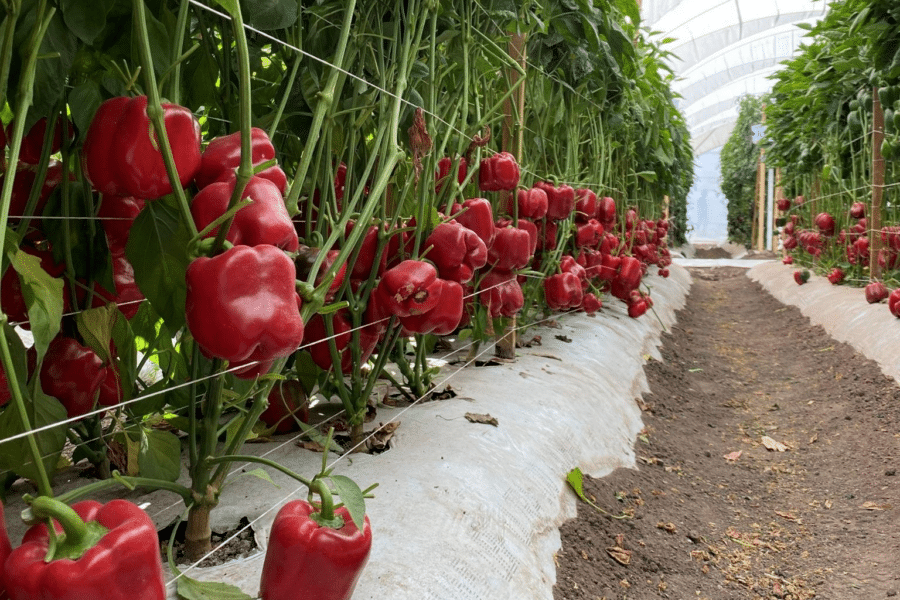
[756,106,767,251]
[871,86,885,280]
[495,32,526,360]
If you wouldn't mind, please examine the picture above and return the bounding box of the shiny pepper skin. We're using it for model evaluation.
[259,500,372,600]
[0,501,10,598]
[5,160,65,227]
[40,337,108,419]
[478,269,524,317]
[194,127,288,193]
[478,151,520,192]
[865,281,888,303]
[580,292,602,314]
[610,256,643,301]
[535,181,575,221]
[373,260,443,317]
[82,96,201,199]
[574,188,599,223]
[87,249,145,320]
[487,225,533,271]
[186,245,305,379]
[191,175,299,252]
[447,198,495,247]
[98,196,145,253]
[423,220,488,284]
[575,219,605,248]
[544,272,584,311]
[889,288,900,317]
[399,278,464,335]
[507,187,548,220]
[259,380,309,434]
[303,311,354,372]
[3,499,166,600]
[435,156,467,193]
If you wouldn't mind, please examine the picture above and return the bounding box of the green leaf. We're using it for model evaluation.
[60,0,114,44]
[10,248,63,361]
[241,0,298,31]
[176,575,253,600]
[76,304,117,364]
[227,467,276,488]
[125,197,191,331]
[0,387,67,483]
[68,81,103,144]
[138,428,182,482]
[207,0,240,16]
[633,170,658,183]
[565,467,588,503]
[330,474,366,532]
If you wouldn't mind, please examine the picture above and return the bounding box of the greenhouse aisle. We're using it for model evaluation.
[552,266,900,600]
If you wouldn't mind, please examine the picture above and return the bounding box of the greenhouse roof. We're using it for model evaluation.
[641,0,831,155]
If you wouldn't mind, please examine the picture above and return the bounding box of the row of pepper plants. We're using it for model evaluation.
[756,0,900,315]
[0,0,693,598]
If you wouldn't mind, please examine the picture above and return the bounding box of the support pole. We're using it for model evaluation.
[871,86,885,280]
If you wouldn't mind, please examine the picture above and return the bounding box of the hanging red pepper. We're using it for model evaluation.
[82,95,201,199]
[259,498,372,600]
[447,198,495,247]
[536,219,558,251]
[87,249,145,320]
[303,311,353,372]
[259,380,309,434]
[535,181,575,221]
[347,223,387,282]
[435,156,467,193]
[506,187,548,220]
[544,272,583,311]
[194,127,288,193]
[399,278,464,335]
[98,195,145,253]
[610,256,643,301]
[10,117,67,165]
[597,196,617,228]
[574,188,599,223]
[423,220,487,284]
[3,497,165,600]
[5,160,65,228]
[580,293,602,315]
[486,225,532,271]
[0,500,11,598]
[478,269,524,317]
[191,175,299,252]
[373,260,443,317]
[575,219,605,248]
[295,246,347,302]
[40,336,109,419]
[478,151,520,192]
[185,244,305,379]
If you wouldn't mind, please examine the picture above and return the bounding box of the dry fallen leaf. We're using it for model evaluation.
[860,501,891,511]
[366,421,400,452]
[809,432,818,444]
[464,412,499,427]
[656,521,677,534]
[824,499,833,509]
[761,435,788,452]
[606,546,632,566]
[615,533,625,547]
[774,510,802,523]
[724,450,743,462]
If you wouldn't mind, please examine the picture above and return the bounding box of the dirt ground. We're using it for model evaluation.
[553,267,900,600]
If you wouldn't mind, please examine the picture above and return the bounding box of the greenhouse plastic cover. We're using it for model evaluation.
[642,0,830,154]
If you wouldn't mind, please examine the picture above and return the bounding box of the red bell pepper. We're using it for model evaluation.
[435,156,467,193]
[610,256,643,301]
[5,160,65,227]
[559,254,587,283]
[478,151,520,192]
[259,499,372,600]
[191,175,299,252]
[827,267,845,284]
[597,196,617,227]
[98,195,145,253]
[40,336,109,419]
[303,311,353,372]
[865,281,889,303]
[423,220,488,284]
[186,244,305,379]
[347,223,387,282]
[574,188,599,223]
[478,269,524,317]
[544,272,583,311]
[86,249,145,320]
[793,269,810,286]
[627,297,650,318]
[3,497,165,600]
[535,182,575,221]
[10,117,67,165]
[295,246,347,302]
[447,198,495,247]
[0,500,11,595]
[597,253,622,282]
[850,201,866,219]
[374,260,443,317]
[506,187,548,220]
[2,244,67,329]
[195,127,288,193]
[536,219,558,251]
[575,219,604,248]
[259,380,309,434]
[82,95,201,199]
[580,292,602,314]
[889,289,900,317]
[399,278,464,335]
[487,224,532,271]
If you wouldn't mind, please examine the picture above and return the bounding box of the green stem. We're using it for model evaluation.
[168,0,191,104]
[284,0,358,216]
[56,472,193,505]
[205,454,314,490]
[132,0,198,237]
[0,0,21,109]
[268,55,301,139]
[25,496,102,555]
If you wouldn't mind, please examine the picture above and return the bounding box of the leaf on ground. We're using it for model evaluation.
[723,450,743,462]
[464,412,498,427]
[176,574,252,600]
[366,421,400,452]
[656,521,677,533]
[774,510,802,523]
[606,546,632,565]
[860,501,891,511]
[761,435,788,452]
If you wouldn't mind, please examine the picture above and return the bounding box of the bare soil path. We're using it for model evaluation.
[553,267,900,600]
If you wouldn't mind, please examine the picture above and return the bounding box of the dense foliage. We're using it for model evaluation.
[720,95,764,246]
